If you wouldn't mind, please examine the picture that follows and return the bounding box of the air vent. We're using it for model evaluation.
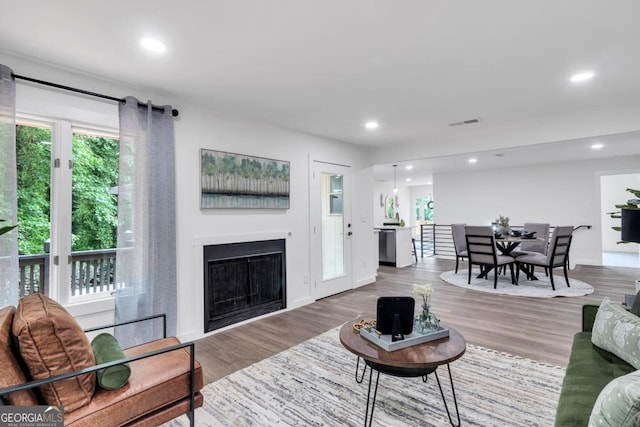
[448,117,481,127]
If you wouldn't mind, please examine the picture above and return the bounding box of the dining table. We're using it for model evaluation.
[475,235,545,280]
[495,235,545,280]
[494,235,543,256]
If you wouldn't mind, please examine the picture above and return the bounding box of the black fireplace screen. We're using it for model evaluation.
[204,239,286,332]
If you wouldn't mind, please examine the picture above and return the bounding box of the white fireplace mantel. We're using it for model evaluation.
[192,231,292,247]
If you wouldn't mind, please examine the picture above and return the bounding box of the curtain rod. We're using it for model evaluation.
[11,73,179,117]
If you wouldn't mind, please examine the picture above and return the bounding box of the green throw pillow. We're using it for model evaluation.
[91,333,131,390]
[592,297,640,369]
[589,370,640,426]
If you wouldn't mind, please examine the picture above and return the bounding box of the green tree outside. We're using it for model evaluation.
[16,125,51,254]
[71,133,119,251]
[16,125,119,255]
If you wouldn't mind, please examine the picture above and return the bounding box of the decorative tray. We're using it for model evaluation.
[360,326,450,352]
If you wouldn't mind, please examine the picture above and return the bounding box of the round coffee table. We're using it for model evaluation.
[339,317,466,427]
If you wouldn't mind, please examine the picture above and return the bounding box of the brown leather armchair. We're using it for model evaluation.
[0,294,203,426]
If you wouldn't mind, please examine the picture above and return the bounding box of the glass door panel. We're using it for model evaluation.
[70,131,119,297]
[16,123,52,295]
[323,173,344,280]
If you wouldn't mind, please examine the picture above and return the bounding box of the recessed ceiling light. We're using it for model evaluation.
[405,165,413,170]
[140,37,166,53]
[570,71,595,83]
[364,121,379,130]
[405,178,411,182]
[591,143,604,150]
[468,158,477,164]
[427,181,433,185]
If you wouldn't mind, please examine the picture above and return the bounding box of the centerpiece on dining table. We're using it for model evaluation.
[493,214,511,237]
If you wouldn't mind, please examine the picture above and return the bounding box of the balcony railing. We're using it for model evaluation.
[18,248,117,298]
[419,224,591,260]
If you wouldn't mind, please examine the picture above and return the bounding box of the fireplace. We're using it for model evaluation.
[204,239,286,333]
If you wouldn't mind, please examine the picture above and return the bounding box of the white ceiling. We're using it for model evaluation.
[1,1,639,185]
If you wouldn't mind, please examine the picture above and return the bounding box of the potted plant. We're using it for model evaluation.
[608,188,640,314]
[494,215,510,236]
[608,188,640,244]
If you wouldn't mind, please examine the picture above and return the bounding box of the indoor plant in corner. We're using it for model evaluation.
[608,188,640,244]
[608,188,640,313]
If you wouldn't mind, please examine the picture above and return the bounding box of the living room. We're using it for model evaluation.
[1,2,640,425]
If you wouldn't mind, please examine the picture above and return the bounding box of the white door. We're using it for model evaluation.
[310,161,352,299]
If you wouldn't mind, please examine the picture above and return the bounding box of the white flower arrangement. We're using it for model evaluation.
[412,283,434,307]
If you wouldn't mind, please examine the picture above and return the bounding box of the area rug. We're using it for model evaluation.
[440,269,594,298]
[164,327,564,426]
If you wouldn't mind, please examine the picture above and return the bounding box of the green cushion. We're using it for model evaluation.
[589,370,640,426]
[555,332,635,426]
[91,333,131,390]
[592,298,640,369]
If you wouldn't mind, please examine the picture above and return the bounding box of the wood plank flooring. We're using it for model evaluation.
[194,256,639,385]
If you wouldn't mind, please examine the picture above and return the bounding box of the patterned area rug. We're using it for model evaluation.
[165,328,564,426]
[440,269,594,298]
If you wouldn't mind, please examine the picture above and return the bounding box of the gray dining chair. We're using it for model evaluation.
[465,225,517,288]
[519,223,550,255]
[515,226,574,290]
[512,222,550,274]
[451,223,467,274]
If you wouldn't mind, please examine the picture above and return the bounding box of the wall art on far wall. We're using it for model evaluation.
[200,149,290,209]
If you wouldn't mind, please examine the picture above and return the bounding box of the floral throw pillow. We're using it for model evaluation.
[592,297,640,369]
[589,370,640,426]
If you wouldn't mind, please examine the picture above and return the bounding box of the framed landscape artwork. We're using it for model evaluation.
[200,149,290,209]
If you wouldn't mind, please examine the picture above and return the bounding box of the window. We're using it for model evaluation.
[329,175,343,215]
[423,195,434,223]
[16,118,119,303]
[414,194,434,223]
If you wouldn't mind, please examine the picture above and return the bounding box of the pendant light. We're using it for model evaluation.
[393,164,398,194]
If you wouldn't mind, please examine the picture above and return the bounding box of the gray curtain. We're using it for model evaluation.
[114,96,177,347]
[0,64,19,307]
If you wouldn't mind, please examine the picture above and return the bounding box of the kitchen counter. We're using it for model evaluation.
[374,227,413,268]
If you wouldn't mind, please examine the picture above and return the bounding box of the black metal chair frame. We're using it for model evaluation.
[0,314,197,427]
[465,232,517,289]
[411,238,418,263]
[518,234,573,291]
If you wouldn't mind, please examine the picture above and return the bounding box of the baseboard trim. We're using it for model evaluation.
[355,275,376,288]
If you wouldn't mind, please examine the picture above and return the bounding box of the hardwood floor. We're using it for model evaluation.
[194,256,639,385]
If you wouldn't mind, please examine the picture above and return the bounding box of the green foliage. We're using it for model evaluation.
[16,125,52,254]
[71,134,119,251]
[16,125,119,254]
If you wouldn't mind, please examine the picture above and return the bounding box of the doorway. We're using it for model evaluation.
[310,161,352,299]
[600,173,640,268]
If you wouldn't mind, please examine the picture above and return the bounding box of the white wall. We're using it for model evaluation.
[601,173,640,253]
[434,156,640,266]
[2,54,377,340]
[372,181,410,227]
[176,106,376,340]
